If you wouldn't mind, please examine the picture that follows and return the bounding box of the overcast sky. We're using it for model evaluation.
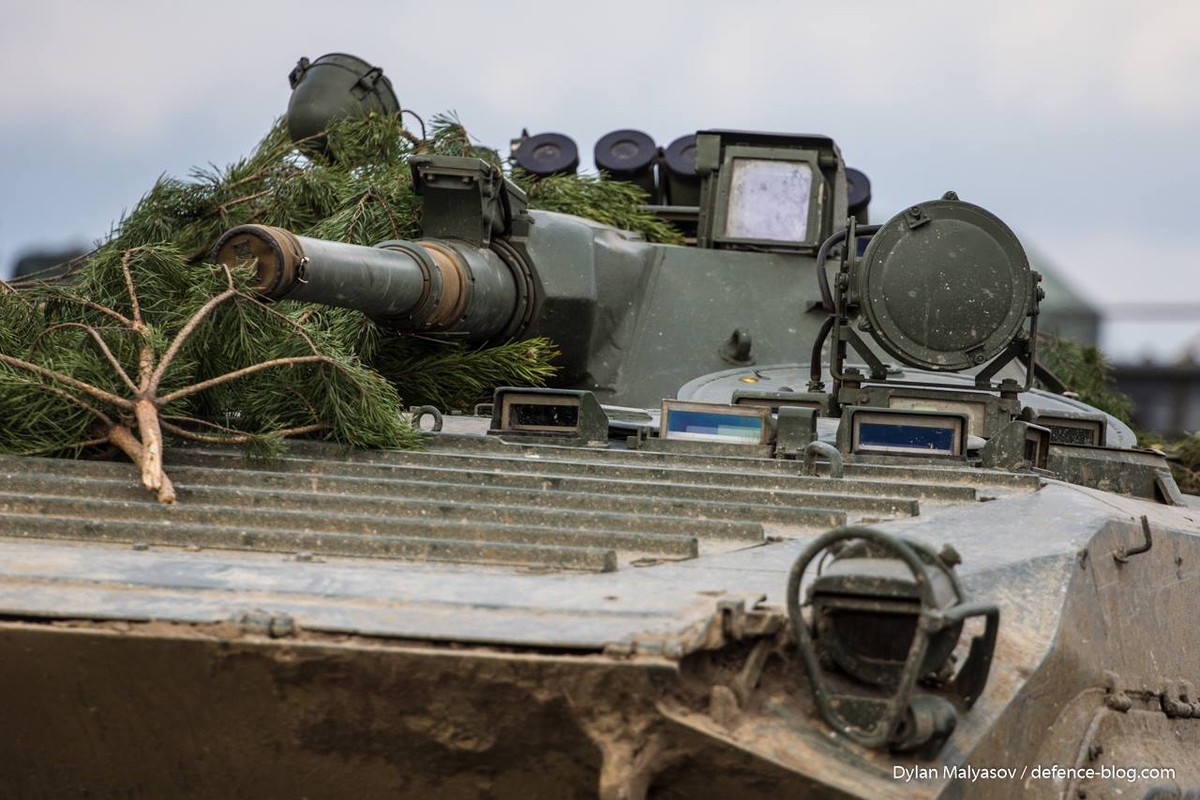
[2,0,1198,360]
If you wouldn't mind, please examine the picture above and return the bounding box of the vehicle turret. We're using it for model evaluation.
[216,128,858,407]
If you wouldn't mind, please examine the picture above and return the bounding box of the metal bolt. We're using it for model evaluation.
[268,615,296,638]
[974,354,986,364]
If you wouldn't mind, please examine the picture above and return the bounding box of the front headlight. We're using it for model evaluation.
[787,526,1000,757]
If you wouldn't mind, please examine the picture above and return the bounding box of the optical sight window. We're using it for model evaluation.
[666,410,763,443]
[858,423,955,454]
[511,403,578,430]
[848,409,967,457]
[660,400,771,445]
[499,393,583,433]
[1046,422,1100,446]
[724,159,812,243]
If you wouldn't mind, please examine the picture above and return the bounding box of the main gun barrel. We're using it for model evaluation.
[213,225,526,343]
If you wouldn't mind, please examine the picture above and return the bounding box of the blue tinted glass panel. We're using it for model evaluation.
[858,422,954,452]
[667,410,763,441]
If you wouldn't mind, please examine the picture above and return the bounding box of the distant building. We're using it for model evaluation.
[1104,300,1200,438]
[1112,358,1200,438]
[1027,246,1100,346]
[9,245,88,281]
[1022,247,1199,437]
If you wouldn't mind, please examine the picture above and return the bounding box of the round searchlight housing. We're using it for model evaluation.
[286,53,400,145]
[854,195,1032,372]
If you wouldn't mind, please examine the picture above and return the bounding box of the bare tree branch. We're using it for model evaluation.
[120,249,143,328]
[52,291,134,327]
[157,354,330,405]
[161,419,326,444]
[237,292,323,353]
[108,423,175,503]
[31,322,138,394]
[24,380,116,427]
[13,435,111,458]
[0,353,133,410]
[148,287,239,390]
[218,188,272,215]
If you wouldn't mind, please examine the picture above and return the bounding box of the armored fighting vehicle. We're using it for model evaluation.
[3,54,1197,799]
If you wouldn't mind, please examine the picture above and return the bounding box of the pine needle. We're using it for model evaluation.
[1037,335,1134,424]
[2,109,695,498]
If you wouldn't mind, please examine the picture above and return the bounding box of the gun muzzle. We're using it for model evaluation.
[213,225,525,343]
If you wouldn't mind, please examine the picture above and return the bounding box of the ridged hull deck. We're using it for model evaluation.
[0,437,1039,573]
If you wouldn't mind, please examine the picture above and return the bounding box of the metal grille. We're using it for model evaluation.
[0,439,1036,573]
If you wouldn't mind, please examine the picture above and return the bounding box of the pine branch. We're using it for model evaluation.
[158,354,330,404]
[148,287,239,389]
[1,111,583,501]
[160,418,327,445]
[0,353,133,410]
[30,322,139,394]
